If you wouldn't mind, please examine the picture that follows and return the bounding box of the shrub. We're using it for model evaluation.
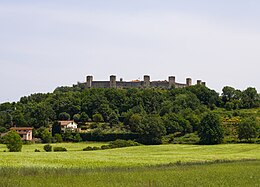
[171,133,200,144]
[23,140,33,145]
[74,133,82,142]
[101,145,111,150]
[92,146,101,150]
[34,149,40,152]
[83,146,101,151]
[43,144,52,152]
[83,146,94,151]
[53,134,63,143]
[41,129,52,143]
[3,131,22,152]
[108,139,140,148]
[53,147,67,152]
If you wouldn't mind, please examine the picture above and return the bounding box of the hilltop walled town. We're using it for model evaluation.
[78,75,206,89]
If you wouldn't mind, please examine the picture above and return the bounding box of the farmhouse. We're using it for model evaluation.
[10,127,33,141]
[59,120,80,133]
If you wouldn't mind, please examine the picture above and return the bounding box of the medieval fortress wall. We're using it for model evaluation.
[83,75,206,89]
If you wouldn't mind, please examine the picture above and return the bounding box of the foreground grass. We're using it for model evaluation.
[0,143,260,168]
[0,160,259,187]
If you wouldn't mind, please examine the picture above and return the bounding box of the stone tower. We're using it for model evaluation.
[86,75,93,88]
[110,75,116,88]
[202,82,206,86]
[197,80,202,85]
[143,75,150,87]
[168,76,175,88]
[186,78,192,86]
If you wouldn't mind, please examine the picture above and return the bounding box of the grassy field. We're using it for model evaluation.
[0,143,259,168]
[0,161,259,187]
[0,143,260,186]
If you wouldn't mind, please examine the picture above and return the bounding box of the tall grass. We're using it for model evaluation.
[0,160,259,187]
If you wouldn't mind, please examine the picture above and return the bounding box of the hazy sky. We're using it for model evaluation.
[1,0,260,103]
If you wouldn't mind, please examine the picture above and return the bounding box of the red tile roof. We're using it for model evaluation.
[58,120,75,126]
[10,127,33,130]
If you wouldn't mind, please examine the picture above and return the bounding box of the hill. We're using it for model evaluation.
[0,84,260,144]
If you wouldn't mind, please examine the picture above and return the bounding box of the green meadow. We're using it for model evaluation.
[0,161,259,187]
[0,143,260,186]
[0,143,260,168]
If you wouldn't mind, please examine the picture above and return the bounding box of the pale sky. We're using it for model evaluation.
[1,0,260,103]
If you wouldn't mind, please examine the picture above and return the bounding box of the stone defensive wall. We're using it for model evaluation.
[81,75,206,89]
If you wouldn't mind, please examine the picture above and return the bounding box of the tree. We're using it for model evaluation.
[62,129,74,142]
[108,112,119,125]
[238,117,259,141]
[128,113,142,132]
[73,114,81,123]
[198,112,224,145]
[80,112,89,123]
[53,133,63,143]
[163,113,183,134]
[74,133,82,142]
[92,113,104,123]
[222,86,236,103]
[0,127,7,133]
[241,87,260,108]
[52,121,61,136]
[137,115,166,145]
[41,129,52,143]
[58,112,70,120]
[187,85,220,107]
[3,131,22,152]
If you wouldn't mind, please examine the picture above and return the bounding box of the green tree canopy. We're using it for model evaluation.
[137,115,166,145]
[198,112,224,145]
[92,113,104,123]
[58,112,70,120]
[238,117,259,141]
[3,131,22,152]
[41,128,52,143]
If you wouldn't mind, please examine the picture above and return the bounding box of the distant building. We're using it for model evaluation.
[76,75,206,89]
[58,120,80,133]
[10,127,33,141]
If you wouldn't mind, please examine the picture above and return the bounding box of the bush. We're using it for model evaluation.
[172,133,200,144]
[101,145,111,150]
[43,144,52,152]
[53,147,67,152]
[83,146,94,151]
[41,129,52,143]
[23,140,33,145]
[3,131,22,152]
[92,146,101,150]
[83,146,101,151]
[53,134,63,143]
[108,139,140,148]
[34,149,40,152]
[74,133,82,142]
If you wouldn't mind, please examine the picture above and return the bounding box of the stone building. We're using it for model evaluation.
[10,127,33,141]
[80,75,206,89]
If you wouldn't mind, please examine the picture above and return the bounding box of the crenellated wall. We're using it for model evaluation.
[81,75,206,89]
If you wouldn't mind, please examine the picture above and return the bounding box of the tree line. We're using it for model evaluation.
[0,84,259,145]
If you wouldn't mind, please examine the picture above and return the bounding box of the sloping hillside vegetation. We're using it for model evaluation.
[0,85,259,144]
